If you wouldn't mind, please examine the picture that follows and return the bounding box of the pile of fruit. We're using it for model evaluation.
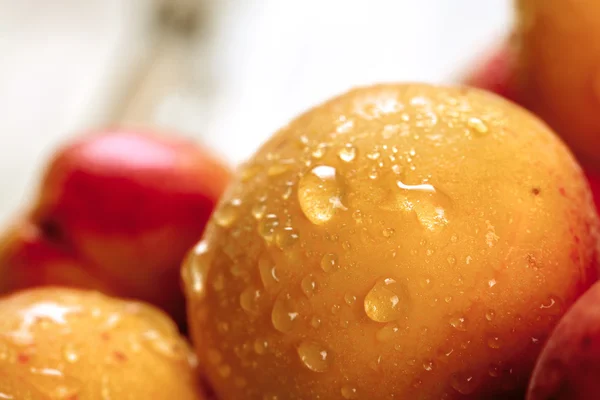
[2,1,600,399]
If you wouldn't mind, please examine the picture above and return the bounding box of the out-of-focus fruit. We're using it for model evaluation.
[183,84,599,399]
[0,130,231,328]
[514,0,600,165]
[0,287,204,399]
[463,42,516,103]
[527,281,600,399]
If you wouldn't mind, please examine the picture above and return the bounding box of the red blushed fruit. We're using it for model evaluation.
[0,130,231,328]
[462,41,516,102]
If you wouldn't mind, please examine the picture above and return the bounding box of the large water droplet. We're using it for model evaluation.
[301,275,318,297]
[298,166,346,225]
[258,254,280,291]
[276,227,299,249]
[320,253,339,272]
[272,293,304,332]
[258,214,280,242]
[297,340,331,372]
[364,278,410,322]
[392,180,452,231]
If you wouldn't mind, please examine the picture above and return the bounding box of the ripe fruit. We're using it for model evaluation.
[514,0,600,165]
[184,84,599,399]
[0,130,231,327]
[0,287,204,399]
[527,281,600,400]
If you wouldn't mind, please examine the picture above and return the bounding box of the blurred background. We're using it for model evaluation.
[0,0,511,226]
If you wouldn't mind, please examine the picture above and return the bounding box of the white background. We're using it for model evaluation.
[0,0,511,226]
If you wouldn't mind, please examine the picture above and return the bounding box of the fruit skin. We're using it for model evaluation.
[0,287,205,400]
[527,281,600,399]
[0,130,231,328]
[184,84,599,399]
[514,0,600,166]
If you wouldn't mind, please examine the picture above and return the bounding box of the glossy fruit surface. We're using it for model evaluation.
[0,287,204,399]
[184,83,599,399]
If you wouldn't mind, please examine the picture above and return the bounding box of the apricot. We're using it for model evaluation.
[527,281,600,399]
[514,0,600,165]
[0,129,231,328]
[0,287,204,399]
[183,83,599,399]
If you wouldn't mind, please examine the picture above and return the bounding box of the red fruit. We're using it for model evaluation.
[462,41,516,102]
[0,130,231,327]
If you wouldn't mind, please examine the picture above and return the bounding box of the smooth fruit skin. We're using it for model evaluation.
[514,0,600,166]
[0,287,204,400]
[0,130,231,328]
[184,84,599,399]
[527,281,600,399]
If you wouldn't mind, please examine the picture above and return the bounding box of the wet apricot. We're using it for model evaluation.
[183,83,599,399]
[0,287,204,399]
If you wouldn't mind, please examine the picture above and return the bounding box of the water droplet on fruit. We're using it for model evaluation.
[419,276,433,289]
[301,275,318,297]
[311,316,322,328]
[485,310,496,321]
[252,203,267,220]
[240,286,264,316]
[449,315,467,331]
[450,371,480,395]
[258,214,279,242]
[254,338,269,355]
[214,200,240,227]
[423,359,434,371]
[272,293,303,332]
[487,335,502,349]
[268,160,294,176]
[312,144,327,159]
[258,255,279,290]
[375,323,400,342]
[539,295,563,315]
[321,253,339,272]
[467,117,489,135]
[382,228,395,238]
[364,278,410,322]
[298,165,346,225]
[393,180,452,231]
[62,343,79,363]
[344,293,357,306]
[297,340,331,372]
[182,241,210,298]
[447,255,456,265]
[276,227,299,249]
[341,385,358,399]
[338,144,357,162]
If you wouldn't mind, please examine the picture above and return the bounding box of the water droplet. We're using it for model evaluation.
[297,340,331,372]
[272,293,304,332]
[450,234,459,243]
[423,359,434,371]
[444,296,453,303]
[298,166,346,225]
[368,169,379,180]
[344,293,357,306]
[321,253,339,272]
[382,228,395,238]
[376,323,399,342]
[341,385,358,399]
[268,160,294,176]
[62,343,79,363]
[182,242,210,298]
[214,200,240,227]
[487,335,502,349]
[276,226,299,249]
[311,316,322,328]
[252,203,267,220]
[240,286,264,316]
[364,278,410,322]
[391,164,403,175]
[539,295,563,316]
[254,339,269,355]
[419,276,433,289]
[488,278,497,288]
[488,363,501,377]
[338,144,357,162]
[258,214,279,242]
[392,180,452,231]
[450,371,480,395]
[367,150,380,160]
[301,275,318,297]
[331,304,341,314]
[447,255,456,265]
[449,315,467,331]
[467,117,489,135]
[312,144,327,159]
[258,255,280,290]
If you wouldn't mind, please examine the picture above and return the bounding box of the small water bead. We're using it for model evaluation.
[382,228,395,238]
[423,359,434,372]
[331,304,341,314]
[368,169,379,180]
[258,214,280,242]
[449,315,467,331]
[298,165,346,225]
[276,227,299,249]
[311,316,322,328]
[450,371,480,395]
[268,159,294,176]
[391,164,403,175]
[240,286,264,316]
[338,144,357,162]
[376,323,400,342]
[272,293,304,332]
[344,293,357,306]
[341,386,359,399]
[364,278,410,323]
[450,234,458,243]
[394,180,451,231]
[444,296,453,303]
[301,275,318,297]
[312,144,328,159]
[419,276,433,290]
[297,340,331,372]
[214,200,240,228]
[258,255,280,290]
[467,117,489,135]
[62,343,79,363]
[447,255,456,266]
[487,335,502,349]
[321,253,339,272]
[252,203,267,220]
[254,339,269,355]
